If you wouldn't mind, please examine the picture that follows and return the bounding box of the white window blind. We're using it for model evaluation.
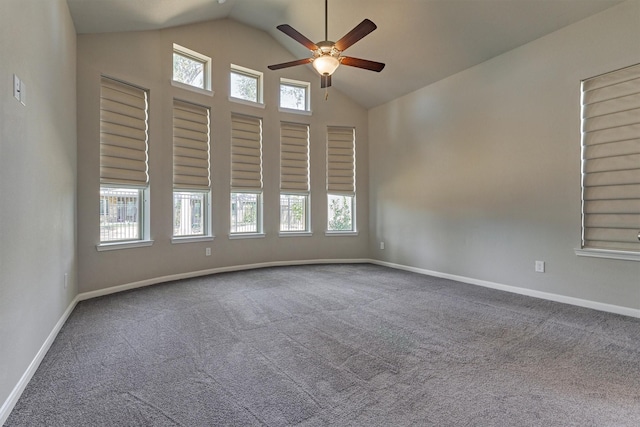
[173,100,210,190]
[581,63,640,252]
[280,122,310,192]
[231,114,262,190]
[100,77,149,187]
[327,126,355,193]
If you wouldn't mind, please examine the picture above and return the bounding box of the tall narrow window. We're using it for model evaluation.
[580,64,640,257]
[280,122,310,232]
[231,114,263,235]
[230,64,263,104]
[99,76,149,244]
[173,100,211,239]
[326,126,356,232]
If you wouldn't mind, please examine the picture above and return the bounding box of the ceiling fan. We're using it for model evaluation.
[267,0,385,89]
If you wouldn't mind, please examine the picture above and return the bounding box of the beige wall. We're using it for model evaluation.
[2,0,638,418]
[77,19,369,293]
[0,0,77,414]
[369,1,640,309]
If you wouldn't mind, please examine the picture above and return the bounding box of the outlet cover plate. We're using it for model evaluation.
[13,74,20,100]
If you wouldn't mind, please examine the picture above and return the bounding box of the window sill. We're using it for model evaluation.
[171,80,214,97]
[279,231,313,237]
[325,231,359,237]
[97,240,154,252]
[171,235,215,244]
[278,107,312,116]
[229,232,265,240]
[229,96,265,109]
[575,248,640,262]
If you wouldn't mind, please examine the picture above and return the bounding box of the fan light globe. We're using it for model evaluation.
[313,55,340,76]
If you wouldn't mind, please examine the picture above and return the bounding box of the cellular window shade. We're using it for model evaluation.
[280,122,310,192]
[231,114,262,190]
[327,126,355,193]
[581,63,640,252]
[100,77,149,187]
[173,100,210,190]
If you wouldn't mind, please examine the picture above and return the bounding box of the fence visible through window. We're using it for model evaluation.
[174,191,204,236]
[100,187,141,242]
[280,194,307,232]
[231,192,259,233]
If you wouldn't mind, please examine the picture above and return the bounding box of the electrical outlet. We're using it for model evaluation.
[205,247,211,256]
[535,260,545,273]
[380,241,385,250]
[19,79,26,106]
[13,74,20,101]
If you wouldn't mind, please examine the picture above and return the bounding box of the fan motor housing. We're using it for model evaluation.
[314,41,341,59]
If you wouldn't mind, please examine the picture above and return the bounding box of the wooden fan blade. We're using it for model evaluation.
[340,56,385,72]
[268,58,313,70]
[334,19,377,52]
[321,74,332,88]
[277,24,318,51]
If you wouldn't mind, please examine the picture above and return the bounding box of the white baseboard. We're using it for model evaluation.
[4,257,638,424]
[77,258,371,301]
[0,295,80,426]
[370,259,640,319]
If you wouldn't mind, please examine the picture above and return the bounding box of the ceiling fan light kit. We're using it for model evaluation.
[268,0,385,91]
[312,51,340,76]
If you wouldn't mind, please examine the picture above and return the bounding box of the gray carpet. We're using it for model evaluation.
[5,264,640,426]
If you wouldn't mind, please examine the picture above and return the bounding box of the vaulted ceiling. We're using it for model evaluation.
[66,0,624,108]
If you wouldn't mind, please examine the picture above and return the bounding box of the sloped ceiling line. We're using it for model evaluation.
[66,0,624,108]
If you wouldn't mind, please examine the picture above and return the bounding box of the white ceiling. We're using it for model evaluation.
[66,0,624,108]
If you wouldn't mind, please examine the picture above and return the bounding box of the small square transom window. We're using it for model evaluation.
[173,44,211,90]
[280,78,310,111]
[230,64,263,104]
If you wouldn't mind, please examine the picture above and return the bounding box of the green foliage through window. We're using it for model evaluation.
[328,195,353,231]
[280,194,307,231]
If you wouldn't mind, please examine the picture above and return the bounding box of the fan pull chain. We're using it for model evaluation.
[325,87,329,100]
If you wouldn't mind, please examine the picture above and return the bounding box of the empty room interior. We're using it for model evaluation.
[1,0,639,425]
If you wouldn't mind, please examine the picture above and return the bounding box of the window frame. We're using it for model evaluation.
[229,64,264,106]
[97,76,152,251]
[280,120,311,235]
[326,193,357,235]
[230,113,263,238]
[326,126,357,235]
[171,190,213,243]
[171,43,213,95]
[171,99,213,243]
[230,190,264,238]
[279,192,311,235]
[98,186,152,250]
[279,78,311,114]
[576,63,640,262]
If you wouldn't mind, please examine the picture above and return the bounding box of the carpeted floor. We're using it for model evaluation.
[5,264,640,426]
